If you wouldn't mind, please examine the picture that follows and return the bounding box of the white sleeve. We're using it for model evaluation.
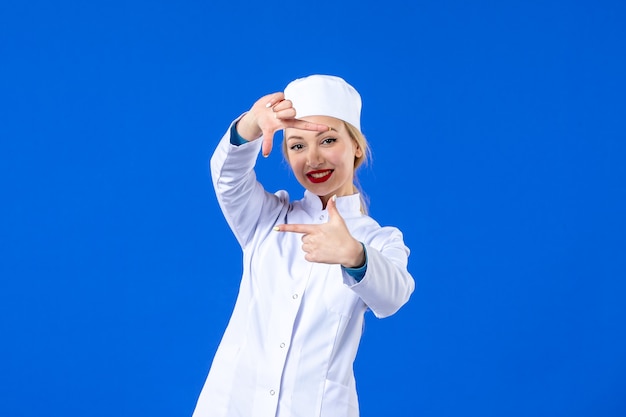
[210,120,285,248]
[343,227,415,318]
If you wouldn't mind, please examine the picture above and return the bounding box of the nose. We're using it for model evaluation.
[306,147,323,168]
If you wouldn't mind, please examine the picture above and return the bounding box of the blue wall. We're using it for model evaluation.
[1,1,625,416]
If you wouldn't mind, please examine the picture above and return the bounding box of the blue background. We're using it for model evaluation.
[1,1,625,416]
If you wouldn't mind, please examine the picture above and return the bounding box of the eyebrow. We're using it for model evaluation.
[286,128,336,142]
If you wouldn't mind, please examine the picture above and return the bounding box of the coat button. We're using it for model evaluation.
[280,342,286,348]
[270,389,276,396]
[292,294,298,300]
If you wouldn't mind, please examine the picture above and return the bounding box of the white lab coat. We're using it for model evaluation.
[193,122,415,417]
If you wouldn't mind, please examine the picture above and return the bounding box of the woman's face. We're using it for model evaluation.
[284,115,363,207]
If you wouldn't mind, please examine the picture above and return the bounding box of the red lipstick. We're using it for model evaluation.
[306,169,333,183]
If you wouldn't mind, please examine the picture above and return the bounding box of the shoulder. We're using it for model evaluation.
[271,189,300,219]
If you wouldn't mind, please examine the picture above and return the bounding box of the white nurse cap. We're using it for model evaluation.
[284,74,362,131]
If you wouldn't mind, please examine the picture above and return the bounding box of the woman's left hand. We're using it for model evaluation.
[274,195,365,268]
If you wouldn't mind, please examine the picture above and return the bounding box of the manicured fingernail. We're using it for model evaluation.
[332,194,337,202]
[265,101,273,108]
[263,153,269,158]
[273,226,280,231]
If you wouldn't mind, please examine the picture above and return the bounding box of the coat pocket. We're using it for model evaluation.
[319,378,359,417]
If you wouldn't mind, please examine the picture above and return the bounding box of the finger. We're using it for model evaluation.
[274,223,317,234]
[273,107,297,120]
[261,129,275,157]
[300,234,318,246]
[270,99,292,112]
[326,194,341,220]
[263,92,285,109]
[283,118,331,132]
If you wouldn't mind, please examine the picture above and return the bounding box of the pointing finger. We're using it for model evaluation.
[284,119,331,132]
[274,223,317,234]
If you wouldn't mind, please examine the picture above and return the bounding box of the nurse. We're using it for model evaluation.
[194,75,415,417]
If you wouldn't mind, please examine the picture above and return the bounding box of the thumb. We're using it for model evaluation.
[326,194,342,222]
[261,129,274,157]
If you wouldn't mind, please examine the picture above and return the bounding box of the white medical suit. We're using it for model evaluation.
[193,121,415,417]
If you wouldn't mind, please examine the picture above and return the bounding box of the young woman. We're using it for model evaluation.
[193,75,415,417]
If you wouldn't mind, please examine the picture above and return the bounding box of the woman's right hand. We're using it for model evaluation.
[235,92,330,157]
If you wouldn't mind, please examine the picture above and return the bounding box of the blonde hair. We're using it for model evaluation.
[344,121,371,214]
[282,121,371,214]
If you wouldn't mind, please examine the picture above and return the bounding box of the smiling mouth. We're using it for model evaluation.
[306,170,333,183]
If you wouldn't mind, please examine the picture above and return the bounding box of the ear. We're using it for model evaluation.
[353,140,363,159]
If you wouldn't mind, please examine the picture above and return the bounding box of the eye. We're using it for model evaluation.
[321,137,337,145]
[289,143,304,151]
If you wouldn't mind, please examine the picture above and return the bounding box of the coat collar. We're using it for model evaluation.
[301,190,363,219]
